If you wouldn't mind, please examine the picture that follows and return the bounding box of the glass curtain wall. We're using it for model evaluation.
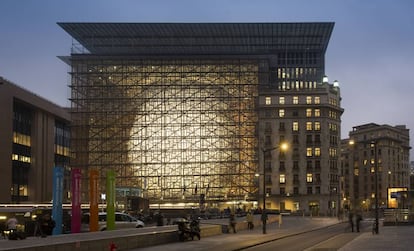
[70,59,259,204]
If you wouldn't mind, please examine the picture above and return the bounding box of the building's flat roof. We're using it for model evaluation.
[58,22,334,55]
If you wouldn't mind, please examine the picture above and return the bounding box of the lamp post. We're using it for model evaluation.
[260,142,288,234]
[371,141,379,234]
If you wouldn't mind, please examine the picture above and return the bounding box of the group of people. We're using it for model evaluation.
[228,210,255,234]
[348,210,363,232]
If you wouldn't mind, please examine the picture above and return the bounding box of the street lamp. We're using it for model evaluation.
[260,142,288,234]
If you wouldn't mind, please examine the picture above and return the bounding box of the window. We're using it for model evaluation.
[293,135,299,144]
[315,147,321,156]
[307,160,313,169]
[314,109,320,117]
[306,148,313,157]
[307,187,313,194]
[314,97,320,104]
[306,96,312,104]
[293,96,299,104]
[280,174,286,184]
[13,132,31,147]
[314,122,321,131]
[292,122,299,131]
[294,187,299,195]
[293,161,299,170]
[279,109,285,117]
[279,122,285,131]
[265,96,271,105]
[279,161,285,171]
[315,160,321,170]
[307,173,313,183]
[279,97,285,104]
[306,109,312,117]
[306,122,313,131]
[315,134,321,143]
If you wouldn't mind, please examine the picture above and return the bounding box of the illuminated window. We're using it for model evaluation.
[306,148,313,157]
[315,148,321,156]
[314,109,320,117]
[314,122,321,131]
[354,168,359,176]
[280,174,286,184]
[265,96,271,105]
[314,97,320,104]
[292,122,299,131]
[11,184,28,196]
[306,96,312,104]
[11,154,31,163]
[306,109,312,117]
[307,173,313,183]
[13,132,31,147]
[293,96,299,104]
[279,109,285,117]
[306,122,312,131]
[279,97,285,104]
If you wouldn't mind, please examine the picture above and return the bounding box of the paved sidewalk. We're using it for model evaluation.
[339,224,414,251]
[132,216,341,251]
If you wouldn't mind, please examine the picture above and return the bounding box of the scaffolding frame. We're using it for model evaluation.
[70,58,259,204]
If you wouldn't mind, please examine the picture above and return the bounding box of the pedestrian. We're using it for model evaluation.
[356,211,362,232]
[348,211,354,232]
[229,213,236,233]
[6,217,18,232]
[40,214,56,236]
[246,211,254,230]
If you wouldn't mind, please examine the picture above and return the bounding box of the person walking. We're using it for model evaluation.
[246,211,254,230]
[229,213,237,233]
[348,211,354,232]
[356,211,363,232]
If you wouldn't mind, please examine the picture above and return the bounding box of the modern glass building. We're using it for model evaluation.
[59,22,340,213]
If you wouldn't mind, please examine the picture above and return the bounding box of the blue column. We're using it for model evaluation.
[52,166,64,235]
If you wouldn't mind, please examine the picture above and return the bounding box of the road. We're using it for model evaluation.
[130,216,366,251]
[241,223,365,251]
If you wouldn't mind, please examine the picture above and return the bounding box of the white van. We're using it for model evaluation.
[82,212,145,231]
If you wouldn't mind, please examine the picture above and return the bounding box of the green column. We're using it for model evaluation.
[106,170,116,230]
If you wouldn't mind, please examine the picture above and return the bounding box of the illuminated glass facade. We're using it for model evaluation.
[60,22,336,210]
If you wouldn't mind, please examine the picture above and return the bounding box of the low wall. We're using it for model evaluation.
[0,224,223,251]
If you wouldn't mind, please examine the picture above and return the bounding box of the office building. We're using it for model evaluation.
[59,22,340,213]
[0,77,70,203]
[342,123,410,210]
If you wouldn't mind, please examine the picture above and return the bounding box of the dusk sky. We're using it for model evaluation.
[1,0,413,158]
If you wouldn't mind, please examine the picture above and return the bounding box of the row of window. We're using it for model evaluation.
[266,186,323,196]
[13,132,31,147]
[265,95,321,105]
[278,173,320,184]
[276,52,319,65]
[12,154,31,163]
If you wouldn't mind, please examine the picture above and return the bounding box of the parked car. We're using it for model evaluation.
[81,212,145,231]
